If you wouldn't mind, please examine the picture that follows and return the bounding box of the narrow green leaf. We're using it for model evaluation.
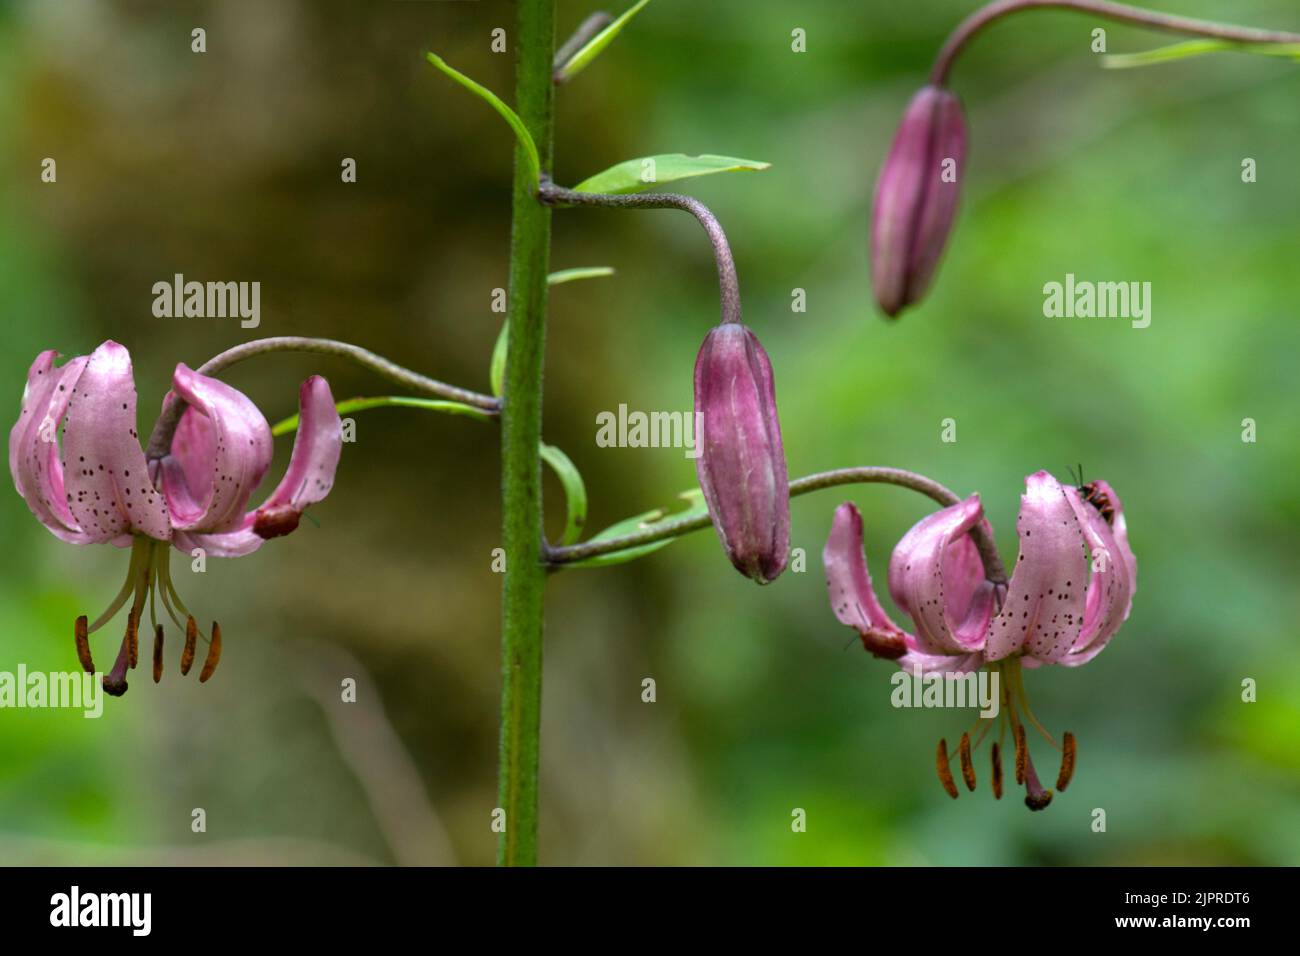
[566,497,710,569]
[1103,39,1300,70]
[555,0,651,83]
[490,268,614,397]
[540,444,588,546]
[425,52,541,185]
[490,321,509,398]
[271,395,492,437]
[588,508,666,541]
[572,153,771,196]
[548,266,616,286]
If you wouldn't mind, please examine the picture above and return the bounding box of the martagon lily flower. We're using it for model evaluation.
[823,470,1136,810]
[9,340,342,696]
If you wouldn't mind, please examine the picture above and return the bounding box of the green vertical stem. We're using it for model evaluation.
[498,0,555,867]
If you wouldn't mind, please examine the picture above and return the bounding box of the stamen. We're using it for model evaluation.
[126,610,139,669]
[991,742,1003,800]
[103,635,131,697]
[1056,732,1077,792]
[959,732,976,791]
[199,621,222,683]
[153,625,164,684]
[86,536,151,634]
[150,540,184,629]
[181,617,198,676]
[1014,724,1027,786]
[155,570,185,631]
[148,560,159,632]
[121,539,153,672]
[157,547,193,621]
[74,615,94,674]
[1008,656,1058,749]
[935,738,959,799]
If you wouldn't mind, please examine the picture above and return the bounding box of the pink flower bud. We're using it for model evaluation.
[871,85,967,317]
[693,323,790,584]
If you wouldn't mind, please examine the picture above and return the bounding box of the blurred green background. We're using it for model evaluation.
[1,0,1297,865]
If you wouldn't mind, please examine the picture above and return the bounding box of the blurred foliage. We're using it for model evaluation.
[0,0,1297,865]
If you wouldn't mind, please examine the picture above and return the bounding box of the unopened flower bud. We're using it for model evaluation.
[693,323,790,584]
[871,85,967,317]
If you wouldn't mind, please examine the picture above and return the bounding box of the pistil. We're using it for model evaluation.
[1001,656,1078,810]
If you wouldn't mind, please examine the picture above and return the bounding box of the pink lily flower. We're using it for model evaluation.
[823,470,1136,810]
[9,340,342,696]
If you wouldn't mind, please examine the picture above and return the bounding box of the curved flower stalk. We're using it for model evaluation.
[823,470,1136,809]
[10,340,342,695]
[871,0,1300,317]
[538,179,792,584]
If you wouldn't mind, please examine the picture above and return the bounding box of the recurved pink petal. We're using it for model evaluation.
[158,395,218,516]
[60,341,170,541]
[171,526,265,559]
[248,375,341,539]
[1053,484,1135,666]
[167,376,341,556]
[158,364,273,533]
[9,350,93,543]
[895,649,985,676]
[886,495,993,654]
[984,471,1088,664]
[824,502,911,657]
[1087,480,1136,597]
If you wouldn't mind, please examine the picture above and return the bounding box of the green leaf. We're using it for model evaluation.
[489,321,509,398]
[566,495,710,569]
[572,153,771,195]
[548,266,616,286]
[271,395,492,437]
[540,444,588,546]
[490,268,614,397]
[555,0,652,83]
[1102,39,1300,70]
[425,52,541,185]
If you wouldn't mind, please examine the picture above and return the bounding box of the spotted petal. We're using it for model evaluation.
[250,375,341,522]
[1055,481,1136,667]
[60,341,170,542]
[175,376,342,557]
[1088,480,1136,596]
[985,471,1088,664]
[157,363,273,533]
[886,494,994,654]
[9,350,94,543]
[823,502,910,659]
